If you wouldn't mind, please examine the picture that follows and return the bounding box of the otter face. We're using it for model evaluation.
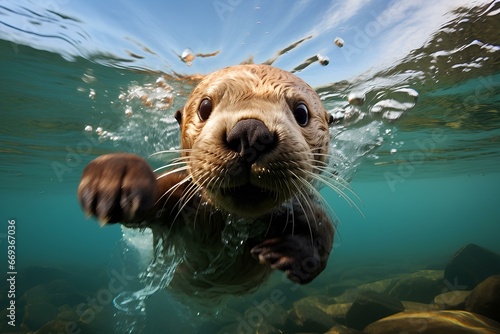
[176,65,331,217]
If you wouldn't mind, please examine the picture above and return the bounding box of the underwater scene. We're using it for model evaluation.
[1,0,500,333]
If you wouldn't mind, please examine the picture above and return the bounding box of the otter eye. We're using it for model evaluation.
[198,98,212,121]
[293,103,309,126]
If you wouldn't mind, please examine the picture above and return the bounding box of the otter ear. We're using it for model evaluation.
[175,107,183,126]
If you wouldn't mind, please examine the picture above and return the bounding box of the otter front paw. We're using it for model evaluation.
[77,153,157,224]
[250,235,326,284]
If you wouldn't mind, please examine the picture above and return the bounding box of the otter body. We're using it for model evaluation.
[78,65,334,298]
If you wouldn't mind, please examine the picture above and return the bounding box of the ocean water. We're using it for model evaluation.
[1,0,500,333]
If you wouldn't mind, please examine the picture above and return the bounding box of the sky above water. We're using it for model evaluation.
[1,0,492,86]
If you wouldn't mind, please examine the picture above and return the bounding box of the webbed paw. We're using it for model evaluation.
[77,153,157,224]
[251,235,326,284]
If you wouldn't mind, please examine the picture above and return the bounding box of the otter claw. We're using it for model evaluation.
[251,235,324,284]
[98,218,109,227]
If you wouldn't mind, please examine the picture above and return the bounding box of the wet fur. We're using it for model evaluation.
[78,64,339,301]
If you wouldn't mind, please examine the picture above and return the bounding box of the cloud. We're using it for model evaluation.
[308,0,373,36]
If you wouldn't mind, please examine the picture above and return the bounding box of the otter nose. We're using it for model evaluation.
[226,119,276,165]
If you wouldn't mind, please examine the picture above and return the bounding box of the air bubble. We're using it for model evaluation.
[348,92,365,106]
[370,87,418,120]
[383,110,404,120]
[334,37,344,47]
[181,48,195,66]
[155,76,168,88]
[318,54,329,66]
[82,73,96,84]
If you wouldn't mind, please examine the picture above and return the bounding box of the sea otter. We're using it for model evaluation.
[78,64,335,299]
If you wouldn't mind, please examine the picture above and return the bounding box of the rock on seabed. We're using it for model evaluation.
[364,310,500,334]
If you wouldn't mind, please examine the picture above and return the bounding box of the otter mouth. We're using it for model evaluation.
[220,183,275,202]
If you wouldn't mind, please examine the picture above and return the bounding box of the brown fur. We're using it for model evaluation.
[78,65,334,301]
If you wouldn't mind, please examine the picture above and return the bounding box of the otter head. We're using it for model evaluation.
[175,64,331,217]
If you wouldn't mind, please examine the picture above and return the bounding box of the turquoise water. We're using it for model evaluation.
[1,0,500,333]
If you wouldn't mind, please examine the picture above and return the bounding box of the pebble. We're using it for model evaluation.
[364,310,500,334]
[465,275,500,323]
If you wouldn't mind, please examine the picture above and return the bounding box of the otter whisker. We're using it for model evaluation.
[287,200,294,236]
[307,171,356,209]
[301,168,364,218]
[153,155,192,176]
[171,169,213,225]
[188,170,224,226]
[291,175,343,249]
[213,166,230,196]
[191,188,209,232]
[177,169,206,203]
[179,178,206,232]
[312,151,345,160]
[278,169,291,203]
[286,199,295,236]
[310,166,361,205]
[155,154,193,167]
[149,148,194,158]
[289,176,316,246]
[214,165,227,188]
[300,159,354,198]
[311,164,355,192]
[264,209,275,238]
[310,162,341,178]
[161,154,192,163]
[295,174,339,224]
[155,173,192,209]
[155,166,191,195]
[170,181,202,228]
[311,152,348,168]
[155,164,190,175]
[277,180,295,235]
[308,152,345,174]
